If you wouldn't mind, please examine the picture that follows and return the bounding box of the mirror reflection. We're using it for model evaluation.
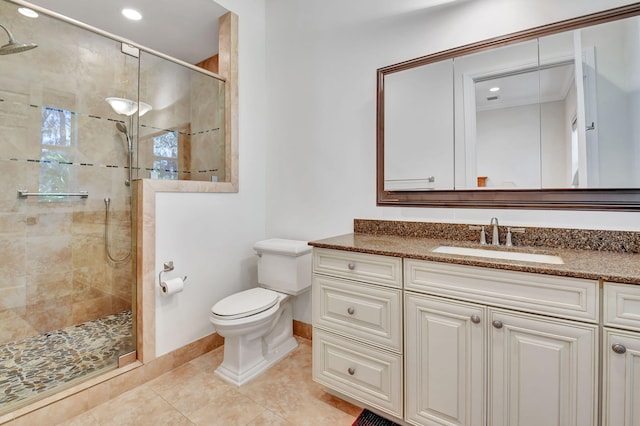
[384,59,454,191]
[381,12,640,194]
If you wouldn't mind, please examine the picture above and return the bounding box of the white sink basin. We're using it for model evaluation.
[431,245,564,264]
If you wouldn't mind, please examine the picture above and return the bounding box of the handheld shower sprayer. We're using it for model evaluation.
[115,122,133,186]
[116,122,132,153]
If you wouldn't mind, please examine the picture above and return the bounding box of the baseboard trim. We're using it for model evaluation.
[293,320,312,340]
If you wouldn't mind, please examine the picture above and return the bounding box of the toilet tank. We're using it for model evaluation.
[254,239,312,295]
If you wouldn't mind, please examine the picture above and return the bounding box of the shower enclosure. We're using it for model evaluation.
[0,0,227,414]
[0,1,136,413]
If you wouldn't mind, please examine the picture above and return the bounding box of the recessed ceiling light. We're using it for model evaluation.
[18,7,39,18]
[122,8,142,21]
[489,87,500,92]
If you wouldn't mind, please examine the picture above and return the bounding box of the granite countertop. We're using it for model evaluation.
[309,233,640,285]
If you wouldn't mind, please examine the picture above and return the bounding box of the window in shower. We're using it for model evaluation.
[152,130,179,180]
[39,106,78,195]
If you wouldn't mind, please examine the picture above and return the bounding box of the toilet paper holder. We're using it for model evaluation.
[158,261,187,285]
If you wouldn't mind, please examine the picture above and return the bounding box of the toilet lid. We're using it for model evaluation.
[211,288,279,320]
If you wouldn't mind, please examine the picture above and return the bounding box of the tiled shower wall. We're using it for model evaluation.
[138,52,226,182]
[0,1,135,345]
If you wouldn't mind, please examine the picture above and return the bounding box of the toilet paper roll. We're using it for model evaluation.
[160,277,185,296]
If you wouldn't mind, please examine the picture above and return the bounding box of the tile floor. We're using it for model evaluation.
[58,337,361,425]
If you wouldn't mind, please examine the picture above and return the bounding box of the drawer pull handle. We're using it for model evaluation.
[348,262,356,270]
[348,367,355,375]
[492,320,503,329]
[612,343,627,354]
[347,307,355,315]
[470,315,481,324]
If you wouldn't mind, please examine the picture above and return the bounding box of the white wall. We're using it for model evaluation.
[385,60,455,190]
[154,0,267,356]
[476,104,541,188]
[154,0,640,352]
[264,0,640,324]
[541,100,570,187]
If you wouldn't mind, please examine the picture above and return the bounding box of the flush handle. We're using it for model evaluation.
[347,262,355,270]
[347,307,355,315]
[612,343,627,354]
[348,367,355,376]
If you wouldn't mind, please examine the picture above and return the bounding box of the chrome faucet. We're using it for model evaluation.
[490,217,500,245]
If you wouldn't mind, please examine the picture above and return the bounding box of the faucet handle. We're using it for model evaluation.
[505,227,525,247]
[469,225,487,245]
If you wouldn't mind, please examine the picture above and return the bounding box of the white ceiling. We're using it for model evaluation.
[475,63,575,111]
[24,0,228,64]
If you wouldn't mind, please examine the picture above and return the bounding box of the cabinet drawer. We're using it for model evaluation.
[313,248,402,288]
[604,282,640,332]
[405,259,598,322]
[313,275,402,352]
[312,328,403,418]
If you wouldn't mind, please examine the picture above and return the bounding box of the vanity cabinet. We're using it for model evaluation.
[311,248,613,426]
[405,260,599,426]
[602,282,640,426]
[312,248,403,418]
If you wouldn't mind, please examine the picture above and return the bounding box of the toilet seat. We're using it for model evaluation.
[211,288,279,320]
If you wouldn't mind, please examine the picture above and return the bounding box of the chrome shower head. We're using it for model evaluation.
[0,24,37,55]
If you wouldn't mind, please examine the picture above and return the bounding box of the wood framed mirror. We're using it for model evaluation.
[377,3,640,210]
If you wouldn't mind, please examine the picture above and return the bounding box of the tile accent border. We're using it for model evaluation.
[354,219,640,253]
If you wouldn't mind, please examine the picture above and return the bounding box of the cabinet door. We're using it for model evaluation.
[489,309,597,426]
[405,293,485,426]
[602,328,640,426]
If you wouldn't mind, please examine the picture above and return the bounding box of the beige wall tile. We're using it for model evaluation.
[0,238,25,281]
[0,309,37,344]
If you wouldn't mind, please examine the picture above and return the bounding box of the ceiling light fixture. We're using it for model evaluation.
[489,87,500,92]
[18,8,39,18]
[122,8,142,21]
[105,97,152,117]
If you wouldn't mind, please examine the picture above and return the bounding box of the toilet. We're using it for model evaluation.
[209,239,312,386]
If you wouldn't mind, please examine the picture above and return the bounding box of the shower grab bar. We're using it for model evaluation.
[17,189,89,199]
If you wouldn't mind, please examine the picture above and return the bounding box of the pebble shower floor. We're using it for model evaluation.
[0,310,132,414]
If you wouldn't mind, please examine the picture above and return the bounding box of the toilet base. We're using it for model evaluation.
[215,335,298,386]
[213,297,298,386]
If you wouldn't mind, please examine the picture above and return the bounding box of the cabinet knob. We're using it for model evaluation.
[492,320,503,329]
[470,315,481,324]
[612,343,627,354]
[348,367,355,375]
[347,262,355,270]
[347,307,355,315]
